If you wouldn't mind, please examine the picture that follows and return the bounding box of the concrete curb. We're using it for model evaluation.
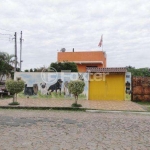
[86,110,150,115]
[0,106,149,114]
[0,106,87,111]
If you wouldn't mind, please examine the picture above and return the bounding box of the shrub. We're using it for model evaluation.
[6,79,24,103]
[68,80,85,107]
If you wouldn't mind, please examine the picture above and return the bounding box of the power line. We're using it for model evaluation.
[0,28,14,32]
[0,39,11,41]
[0,33,13,36]
[0,36,13,41]
[0,36,11,39]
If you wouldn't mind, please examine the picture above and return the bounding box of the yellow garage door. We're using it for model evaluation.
[89,73,125,100]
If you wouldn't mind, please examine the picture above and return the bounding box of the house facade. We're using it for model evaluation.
[57,50,128,101]
[14,50,128,101]
[57,51,106,72]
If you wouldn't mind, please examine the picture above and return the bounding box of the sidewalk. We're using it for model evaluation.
[0,98,146,111]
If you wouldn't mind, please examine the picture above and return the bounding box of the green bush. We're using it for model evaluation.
[5,79,24,95]
[68,80,85,106]
[5,79,24,103]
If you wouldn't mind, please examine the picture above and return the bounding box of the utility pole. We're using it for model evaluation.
[20,31,23,71]
[14,32,17,73]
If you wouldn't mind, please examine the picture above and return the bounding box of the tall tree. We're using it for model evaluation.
[30,68,33,72]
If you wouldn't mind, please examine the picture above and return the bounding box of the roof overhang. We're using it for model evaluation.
[86,67,127,73]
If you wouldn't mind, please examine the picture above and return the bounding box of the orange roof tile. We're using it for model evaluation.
[86,67,127,73]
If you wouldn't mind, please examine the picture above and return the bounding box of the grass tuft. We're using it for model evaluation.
[9,102,20,105]
[71,103,82,107]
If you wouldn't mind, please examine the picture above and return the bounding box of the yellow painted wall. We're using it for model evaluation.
[89,73,125,100]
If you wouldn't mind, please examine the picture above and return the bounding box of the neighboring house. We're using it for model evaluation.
[0,74,11,82]
[57,50,107,72]
[0,74,11,97]
[0,74,7,81]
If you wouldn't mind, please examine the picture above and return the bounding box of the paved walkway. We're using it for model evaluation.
[0,98,146,111]
[0,109,150,150]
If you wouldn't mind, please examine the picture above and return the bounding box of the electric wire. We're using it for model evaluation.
[0,28,14,32]
[0,33,13,36]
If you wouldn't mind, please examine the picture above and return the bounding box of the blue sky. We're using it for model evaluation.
[0,0,150,70]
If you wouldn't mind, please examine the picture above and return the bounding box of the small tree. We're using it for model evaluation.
[30,68,33,72]
[34,68,37,72]
[5,79,24,105]
[24,69,29,72]
[68,80,85,107]
[35,66,48,72]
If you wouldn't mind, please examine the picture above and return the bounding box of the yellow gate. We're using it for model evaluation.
[89,73,125,100]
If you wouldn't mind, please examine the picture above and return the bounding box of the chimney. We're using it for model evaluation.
[73,48,74,52]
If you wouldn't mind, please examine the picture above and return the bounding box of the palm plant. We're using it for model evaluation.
[1,52,15,64]
[0,52,19,66]
[0,52,6,61]
[0,52,17,82]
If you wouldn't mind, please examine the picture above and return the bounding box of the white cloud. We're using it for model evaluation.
[0,0,150,70]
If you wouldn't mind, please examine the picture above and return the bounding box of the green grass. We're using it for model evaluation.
[0,107,87,111]
[78,93,87,99]
[9,101,20,105]
[136,102,150,111]
[71,103,82,107]
[17,91,86,100]
[125,94,131,100]
[136,102,150,105]
[0,95,13,99]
